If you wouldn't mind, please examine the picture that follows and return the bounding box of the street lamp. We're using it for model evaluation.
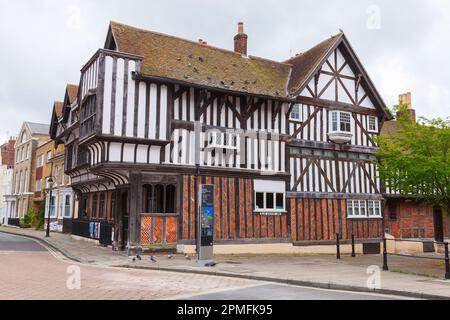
[45,163,54,238]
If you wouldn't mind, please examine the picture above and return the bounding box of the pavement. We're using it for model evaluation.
[0,231,404,300]
[1,225,450,300]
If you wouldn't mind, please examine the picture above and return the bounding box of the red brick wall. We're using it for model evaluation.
[384,200,438,239]
[179,175,289,242]
[290,198,383,242]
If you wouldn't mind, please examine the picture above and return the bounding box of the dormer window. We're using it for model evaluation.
[289,104,303,122]
[328,111,353,144]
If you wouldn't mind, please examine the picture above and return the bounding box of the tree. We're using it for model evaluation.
[376,104,450,215]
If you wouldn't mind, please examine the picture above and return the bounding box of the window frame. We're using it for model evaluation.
[63,194,72,218]
[368,116,378,133]
[289,104,303,122]
[330,111,352,134]
[254,191,286,213]
[347,200,382,219]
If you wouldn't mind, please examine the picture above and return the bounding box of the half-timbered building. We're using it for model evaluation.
[51,21,392,254]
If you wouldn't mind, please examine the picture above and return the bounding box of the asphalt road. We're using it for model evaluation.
[0,232,410,300]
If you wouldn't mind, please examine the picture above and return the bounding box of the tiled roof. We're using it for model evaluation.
[285,34,343,95]
[26,122,50,135]
[381,120,401,138]
[109,21,292,98]
[54,101,64,119]
[66,84,78,104]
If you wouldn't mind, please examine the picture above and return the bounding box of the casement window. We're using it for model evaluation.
[368,116,378,133]
[331,111,352,133]
[46,151,52,163]
[37,155,43,168]
[35,179,42,192]
[254,180,286,213]
[49,196,57,218]
[347,200,382,218]
[206,131,239,150]
[368,200,381,217]
[289,104,303,122]
[64,194,72,218]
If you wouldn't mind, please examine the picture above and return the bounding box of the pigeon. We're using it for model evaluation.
[136,255,142,261]
[132,257,136,263]
[185,254,191,261]
[205,262,216,267]
[167,255,173,260]
[150,255,157,263]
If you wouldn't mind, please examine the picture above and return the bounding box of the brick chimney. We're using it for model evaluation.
[234,22,248,56]
[398,92,416,122]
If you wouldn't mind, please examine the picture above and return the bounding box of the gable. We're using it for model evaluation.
[291,34,392,120]
[299,45,377,109]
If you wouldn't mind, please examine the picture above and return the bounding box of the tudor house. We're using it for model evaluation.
[51,21,392,254]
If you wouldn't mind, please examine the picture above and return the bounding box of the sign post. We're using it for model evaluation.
[198,184,215,267]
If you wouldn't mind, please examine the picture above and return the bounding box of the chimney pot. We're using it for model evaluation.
[234,22,248,56]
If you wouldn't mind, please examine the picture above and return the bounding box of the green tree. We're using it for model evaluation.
[376,104,450,214]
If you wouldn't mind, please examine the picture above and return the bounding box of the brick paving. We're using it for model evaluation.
[0,250,257,300]
[2,226,450,299]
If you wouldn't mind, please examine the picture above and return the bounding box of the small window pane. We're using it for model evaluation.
[359,200,366,216]
[256,193,264,209]
[266,193,274,209]
[276,194,284,210]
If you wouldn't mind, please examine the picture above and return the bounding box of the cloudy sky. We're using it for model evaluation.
[0,0,449,142]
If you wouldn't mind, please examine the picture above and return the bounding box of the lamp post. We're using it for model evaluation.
[45,163,54,238]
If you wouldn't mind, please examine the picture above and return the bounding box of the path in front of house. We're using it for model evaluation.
[1,225,450,299]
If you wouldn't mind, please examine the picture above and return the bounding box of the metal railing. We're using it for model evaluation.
[334,233,450,280]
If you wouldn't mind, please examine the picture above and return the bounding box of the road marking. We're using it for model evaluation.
[166,282,268,300]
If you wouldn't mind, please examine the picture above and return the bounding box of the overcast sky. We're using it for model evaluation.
[0,0,449,142]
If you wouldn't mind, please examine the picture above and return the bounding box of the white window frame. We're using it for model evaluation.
[206,130,240,150]
[46,151,52,163]
[347,200,382,219]
[289,104,303,122]
[63,194,72,218]
[368,116,378,133]
[330,111,352,134]
[49,195,57,218]
[253,180,286,213]
[37,155,43,168]
[35,179,42,192]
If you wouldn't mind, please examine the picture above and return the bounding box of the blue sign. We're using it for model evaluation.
[200,185,214,247]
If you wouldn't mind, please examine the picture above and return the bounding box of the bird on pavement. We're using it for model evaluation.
[185,254,191,261]
[150,255,157,263]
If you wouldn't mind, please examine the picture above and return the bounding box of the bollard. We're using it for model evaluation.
[382,237,389,271]
[351,234,356,258]
[336,233,341,260]
[445,242,450,280]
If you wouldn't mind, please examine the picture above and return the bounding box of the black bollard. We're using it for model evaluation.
[445,242,450,280]
[351,234,356,258]
[382,237,389,271]
[336,233,341,260]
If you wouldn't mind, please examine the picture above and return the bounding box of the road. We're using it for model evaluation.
[0,232,409,300]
